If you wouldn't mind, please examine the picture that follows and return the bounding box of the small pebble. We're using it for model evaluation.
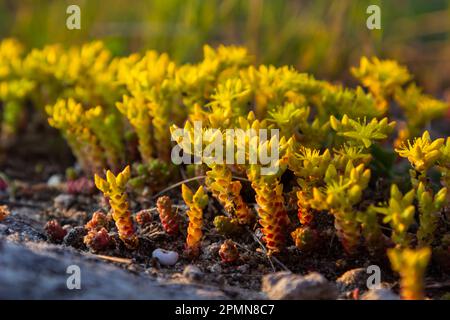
[262,271,338,300]
[237,264,249,274]
[254,228,264,240]
[208,263,222,274]
[336,268,368,293]
[53,194,75,210]
[62,224,72,232]
[200,242,221,260]
[152,248,179,266]
[183,265,203,281]
[361,288,400,300]
[0,224,9,234]
[47,174,62,187]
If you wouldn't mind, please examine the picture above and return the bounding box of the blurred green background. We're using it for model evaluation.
[1,0,449,93]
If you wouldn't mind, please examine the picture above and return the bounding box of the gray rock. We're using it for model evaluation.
[0,209,45,242]
[54,194,75,210]
[361,288,400,300]
[0,224,8,234]
[0,239,228,299]
[262,271,338,300]
[183,265,204,281]
[200,242,221,260]
[208,263,222,274]
[336,268,368,292]
[237,264,249,274]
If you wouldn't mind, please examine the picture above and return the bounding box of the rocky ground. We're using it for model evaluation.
[0,203,256,299]
[0,197,404,300]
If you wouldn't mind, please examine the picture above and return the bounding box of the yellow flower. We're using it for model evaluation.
[395,131,444,173]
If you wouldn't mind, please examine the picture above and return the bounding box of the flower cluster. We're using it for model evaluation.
[0,39,34,146]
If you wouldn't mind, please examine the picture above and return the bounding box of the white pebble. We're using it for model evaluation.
[47,174,62,187]
[152,248,179,266]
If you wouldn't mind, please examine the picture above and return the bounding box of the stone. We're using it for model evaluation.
[237,264,249,274]
[200,242,221,260]
[152,248,179,266]
[361,288,400,300]
[53,194,75,210]
[262,271,338,300]
[47,174,63,187]
[0,240,228,299]
[336,268,368,292]
[208,263,222,274]
[183,265,203,281]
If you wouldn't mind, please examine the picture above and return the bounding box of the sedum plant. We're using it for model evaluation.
[85,105,125,171]
[352,56,448,144]
[395,131,444,187]
[207,78,251,129]
[308,161,371,254]
[171,120,254,225]
[387,247,431,300]
[181,184,209,258]
[213,215,242,236]
[371,184,415,248]
[394,84,448,138]
[287,146,332,226]
[94,166,139,249]
[290,226,319,252]
[435,137,450,194]
[351,56,411,113]
[205,164,254,225]
[351,57,412,97]
[236,112,292,255]
[128,159,173,194]
[156,195,179,236]
[46,98,105,175]
[219,239,240,263]
[416,182,447,247]
[356,206,384,255]
[4,39,450,293]
[0,39,35,146]
[395,130,444,172]
[330,114,395,149]
[267,102,310,140]
[116,94,154,163]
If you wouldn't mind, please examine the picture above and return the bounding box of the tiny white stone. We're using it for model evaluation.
[47,174,62,187]
[152,248,179,266]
